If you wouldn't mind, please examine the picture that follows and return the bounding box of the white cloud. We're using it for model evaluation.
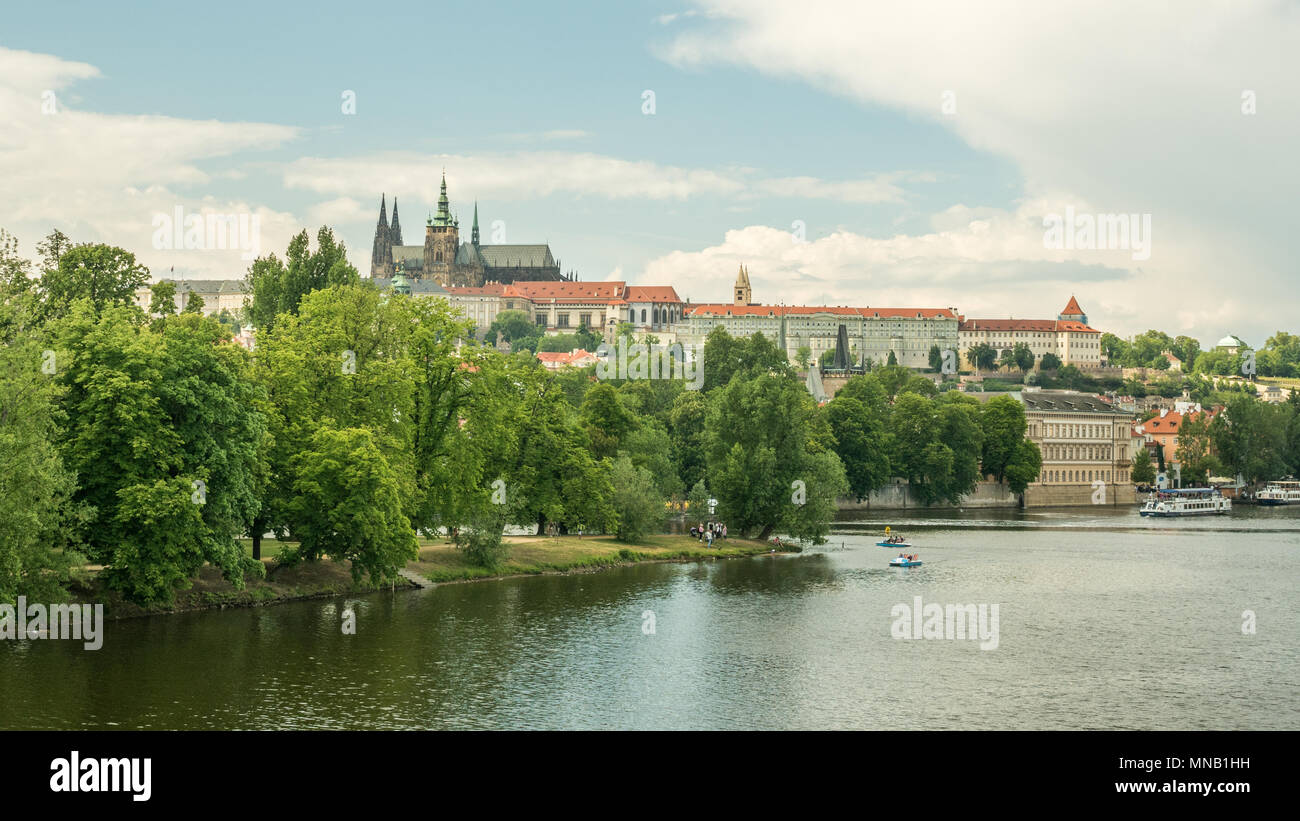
[0,47,300,279]
[654,0,1300,341]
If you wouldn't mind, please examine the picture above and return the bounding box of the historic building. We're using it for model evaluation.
[957,296,1104,371]
[672,266,960,369]
[369,174,571,287]
[440,280,684,340]
[1016,389,1139,506]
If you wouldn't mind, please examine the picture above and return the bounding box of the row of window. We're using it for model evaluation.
[1044,469,1114,483]
[1044,423,1116,439]
[1044,445,1114,461]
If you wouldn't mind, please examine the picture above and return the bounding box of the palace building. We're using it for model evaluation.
[957,296,1104,370]
[369,173,572,287]
[671,265,960,369]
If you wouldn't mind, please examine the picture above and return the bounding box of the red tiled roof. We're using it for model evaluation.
[684,304,957,319]
[959,318,1098,333]
[1062,295,1084,315]
[507,281,626,300]
[1138,408,1218,434]
[446,284,507,296]
[536,349,597,366]
[624,285,682,303]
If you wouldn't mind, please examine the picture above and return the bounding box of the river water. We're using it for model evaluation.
[2,507,1297,730]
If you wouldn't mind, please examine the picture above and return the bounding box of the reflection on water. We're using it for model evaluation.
[2,507,1297,730]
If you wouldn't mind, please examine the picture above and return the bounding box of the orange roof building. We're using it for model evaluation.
[957,296,1104,371]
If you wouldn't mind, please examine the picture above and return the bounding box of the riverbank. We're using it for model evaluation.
[79,533,789,619]
[408,533,788,584]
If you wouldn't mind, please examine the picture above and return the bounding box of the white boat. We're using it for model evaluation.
[1139,488,1231,517]
[1256,480,1300,506]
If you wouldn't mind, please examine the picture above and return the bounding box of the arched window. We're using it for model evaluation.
[629,308,635,322]
[436,251,442,262]
[641,309,647,323]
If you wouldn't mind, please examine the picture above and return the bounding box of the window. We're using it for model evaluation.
[641,309,647,323]
[580,313,591,328]
[557,313,569,328]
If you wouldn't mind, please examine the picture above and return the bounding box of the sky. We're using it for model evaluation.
[1,0,1297,346]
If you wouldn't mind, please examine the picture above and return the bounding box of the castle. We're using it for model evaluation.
[369,173,572,287]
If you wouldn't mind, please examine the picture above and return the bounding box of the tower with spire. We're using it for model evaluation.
[370,194,393,277]
[734,264,753,306]
[471,201,480,246]
[390,197,403,246]
[423,170,461,285]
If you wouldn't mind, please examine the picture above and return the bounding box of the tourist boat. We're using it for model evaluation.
[1256,479,1300,506]
[1139,488,1231,517]
[876,541,911,548]
[889,557,922,567]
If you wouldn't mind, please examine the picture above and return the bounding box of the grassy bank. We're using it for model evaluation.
[408,533,789,584]
[81,556,414,619]
[75,533,789,619]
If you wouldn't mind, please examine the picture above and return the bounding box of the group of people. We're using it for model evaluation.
[882,535,907,544]
[897,552,919,562]
[690,521,727,546]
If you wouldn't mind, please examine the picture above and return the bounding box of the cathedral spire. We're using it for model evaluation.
[371,194,393,277]
[471,201,480,245]
[434,170,452,227]
[377,193,388,229]
[390,197,403,245]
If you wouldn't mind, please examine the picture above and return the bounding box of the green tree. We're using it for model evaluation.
[182,292,204,314]
[979,395,1029,483]
[39,243,150,320]
[581,382,638,459]
[1040,352,1062,371]
[795,345,812,369]
[886,350,898,367]
[927,344,943,372]
[1003,438,1043,494]
[1131,448,1156,485]
[243,227,359,333]
[487,309,541,345]
[966,342,997,372]
[704,371,847,541]
[825,394,892,500]
[1012,342,1035,373]
[1175,413,1217,486]
[282,427,417,582]
[609,455,663,542]
[149,281,178,316]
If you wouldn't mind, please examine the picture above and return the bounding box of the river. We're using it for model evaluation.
[2,507,1297,730]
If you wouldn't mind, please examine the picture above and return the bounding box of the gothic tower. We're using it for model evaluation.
[423,171,459,285]
[370,194,392,277]
[734,264,753,306]
[390,197,403,246]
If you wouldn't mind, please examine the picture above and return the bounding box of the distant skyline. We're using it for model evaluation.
[1,0,1296,346]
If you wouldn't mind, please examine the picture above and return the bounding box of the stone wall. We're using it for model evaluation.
[1023,482,1138,508]
[838,481,1019,510]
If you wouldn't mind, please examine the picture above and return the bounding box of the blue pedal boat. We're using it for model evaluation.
[876,541,911,548]
[889,557,922,567]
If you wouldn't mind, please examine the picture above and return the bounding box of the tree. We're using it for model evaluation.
[1210,396,1288,485]
[609,455,663,543]
[1131,448,1156,485]
[928,344,943,373]
[0,283,86,602]
[825,396,891,500]
[1012,342,1035,374]
[282,427,417,582]
[1003,438,1043,494]
[182,292,204,314]
[998,348,1015,372]
[669,390,709,492]
[979,395,1029,483]
[51,305,266,603]
[243,227,359,332]
[620,423,683,500]
[686,479,711,517]
[704,371,847,541]
[35,229,74,273]
[796,345,812,369]
[886,350,898,367]
[966,342,997,372]
[38,243,150,320]
[1040,352,1062,371]
[149,281,178,316]
[1175,413,1217,486]
[581,382,638,460]
[485,309,537,346]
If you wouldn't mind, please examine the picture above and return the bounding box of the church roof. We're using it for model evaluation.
[480,244,556,269]
[392,245,424,263]
[455,242,486,266]
[369,276,448,295]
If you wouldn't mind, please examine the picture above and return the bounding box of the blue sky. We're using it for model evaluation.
[2,1,1296,343]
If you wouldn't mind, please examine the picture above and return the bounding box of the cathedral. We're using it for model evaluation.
[369,173,572,286]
